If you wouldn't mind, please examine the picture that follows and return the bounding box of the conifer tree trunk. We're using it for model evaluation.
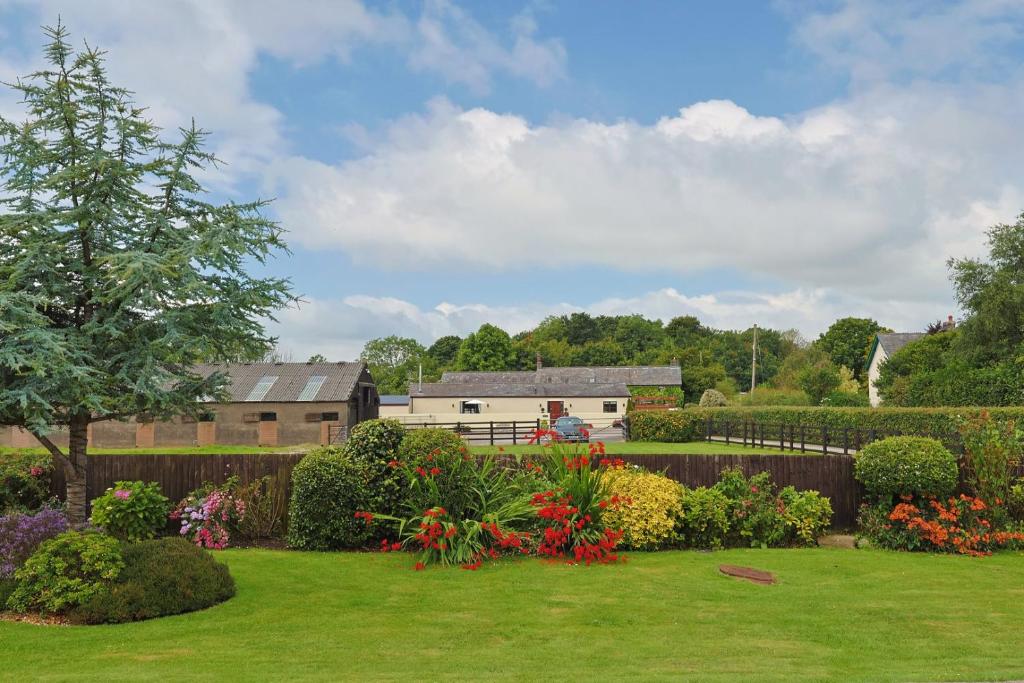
[65,415,90,525]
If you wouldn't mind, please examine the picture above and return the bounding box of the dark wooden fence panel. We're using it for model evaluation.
[50,453,306,510]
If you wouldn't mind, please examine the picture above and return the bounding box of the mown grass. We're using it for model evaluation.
[2,548,1023,681]
[469,440,795,456]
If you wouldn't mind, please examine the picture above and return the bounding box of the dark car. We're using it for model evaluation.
[552,416,589,443]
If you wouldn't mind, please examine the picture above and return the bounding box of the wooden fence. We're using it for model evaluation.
[49,450,862,527]
[50,453,306,509]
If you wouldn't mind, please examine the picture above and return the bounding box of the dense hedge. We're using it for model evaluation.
[626,411,704,442]
[854,437,958,503]
[70,537,235,624]
[674,406,1024,437]
[287,448,371,551]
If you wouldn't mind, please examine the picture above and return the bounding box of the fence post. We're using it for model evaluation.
[843,427,849,455]
[800,424,806,453]
[725,421,730,445]
[788,424,794,451]
[489,421,495,446]
[759,423,765,449]
[742,421,747,447]
[512,421,517,445]
[780,424,785,451]
[821,426,828,455]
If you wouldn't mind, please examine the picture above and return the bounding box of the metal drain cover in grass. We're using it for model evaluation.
[719,565,776,585]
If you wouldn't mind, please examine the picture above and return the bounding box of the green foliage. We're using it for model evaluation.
[89,481,169,542]
[287,448,372,551]
[0,25,293,522]
[361,336,435,395]
[678,487,731,549]
[564,312,602,346]
[601,468,682,550]
[854,437,958,503]
[735,388,812,406]
[456,324,516,371]
[816,317,886,380]
[698,389,728,407]
[0,450,53,512]
[7,531,123,614]
[70,537,234,624]
[613,315,668,360]
[714,469,789,548]
[626,411,704,442]
[570,340,627,366]
[426,335,463,366]
[797,361,842,404]
[820,390,869,407]
[684,405,1024,440]
[397,428,466,463]
[957,411,1022,506]
[779,487,833,546]
[345,419,408,523]
[235,473,289,541]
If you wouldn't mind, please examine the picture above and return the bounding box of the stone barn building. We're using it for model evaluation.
[1,361,378,449]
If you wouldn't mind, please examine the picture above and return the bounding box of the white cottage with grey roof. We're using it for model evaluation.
[865,333,925,407]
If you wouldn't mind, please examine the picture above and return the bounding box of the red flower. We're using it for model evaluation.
[414,562,425,571]
[430,467,441,476]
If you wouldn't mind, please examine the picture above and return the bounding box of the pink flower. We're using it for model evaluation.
[114,489,131,500]
[29,466,44,477]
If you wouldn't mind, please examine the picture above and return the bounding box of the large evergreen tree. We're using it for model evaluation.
[0,26,293,522]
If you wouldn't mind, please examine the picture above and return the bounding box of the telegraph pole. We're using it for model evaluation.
[750,324,757,393]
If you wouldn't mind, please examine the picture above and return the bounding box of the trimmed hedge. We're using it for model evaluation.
[70,537,235,624]
[680,406,1024,437]
[287,448,371,551]
[627,411,704,442]
[854,437,958,502]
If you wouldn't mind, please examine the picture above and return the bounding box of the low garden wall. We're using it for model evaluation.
[51,451,863,527]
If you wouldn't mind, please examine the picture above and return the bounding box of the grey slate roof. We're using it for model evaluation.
[440,365,681,387]
[379,395,410,406]
[193,362,366,403]
[876,333,926,358]
[410,382,631,399]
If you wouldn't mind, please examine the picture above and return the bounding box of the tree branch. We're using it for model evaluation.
[31,431,75,479]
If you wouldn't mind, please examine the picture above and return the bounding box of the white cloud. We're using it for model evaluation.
[271,87,1023,304]
[266,286,941,362]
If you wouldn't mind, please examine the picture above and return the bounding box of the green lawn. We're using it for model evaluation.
[3,548,1024,681]
[470,440,795,456]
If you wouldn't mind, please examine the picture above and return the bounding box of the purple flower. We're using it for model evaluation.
[0,508,69,578]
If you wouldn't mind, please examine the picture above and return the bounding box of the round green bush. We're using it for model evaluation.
[397,428,465,463]
[90,480,170,541]
[855,436,958,502]
[6,530,123,614]
[699,389,728,407]
[70,537,235,624]
[287,448,372,550]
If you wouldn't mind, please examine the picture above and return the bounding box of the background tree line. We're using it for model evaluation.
[356,313,890,406]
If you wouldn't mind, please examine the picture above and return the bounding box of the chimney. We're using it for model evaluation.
[670,356,679,367]
[942,314,955,331]
[535,353,543,371]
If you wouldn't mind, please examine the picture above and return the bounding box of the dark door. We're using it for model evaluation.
[547,401,564,421]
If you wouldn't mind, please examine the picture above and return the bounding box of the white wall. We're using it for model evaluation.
[405,395,629,425]
[867,346,888,407]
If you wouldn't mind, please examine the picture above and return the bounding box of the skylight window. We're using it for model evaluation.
[297,375,327,401]
[245,376,278,402]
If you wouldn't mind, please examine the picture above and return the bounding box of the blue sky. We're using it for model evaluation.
[2,1,1024,359]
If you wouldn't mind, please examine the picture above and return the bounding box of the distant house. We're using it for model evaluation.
[404,365,681,423]
[0,362,378,449]
[378,395,411,418]
[409,382,631,423]
[865,333,925,407]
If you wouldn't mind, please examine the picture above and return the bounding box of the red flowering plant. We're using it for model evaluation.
[529,431,626,565]
[869,493,1024,556]
[361,450,538,569]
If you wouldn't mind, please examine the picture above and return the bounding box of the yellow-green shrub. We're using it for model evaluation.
[600,468,682,550]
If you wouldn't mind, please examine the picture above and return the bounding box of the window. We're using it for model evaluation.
[460,401,481,414]
[603,401,617,413]
[245,376,278,402]
[198,412,215,423]
[297,375,327,401]
[259,412,277,422]
[321,412,340,422]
